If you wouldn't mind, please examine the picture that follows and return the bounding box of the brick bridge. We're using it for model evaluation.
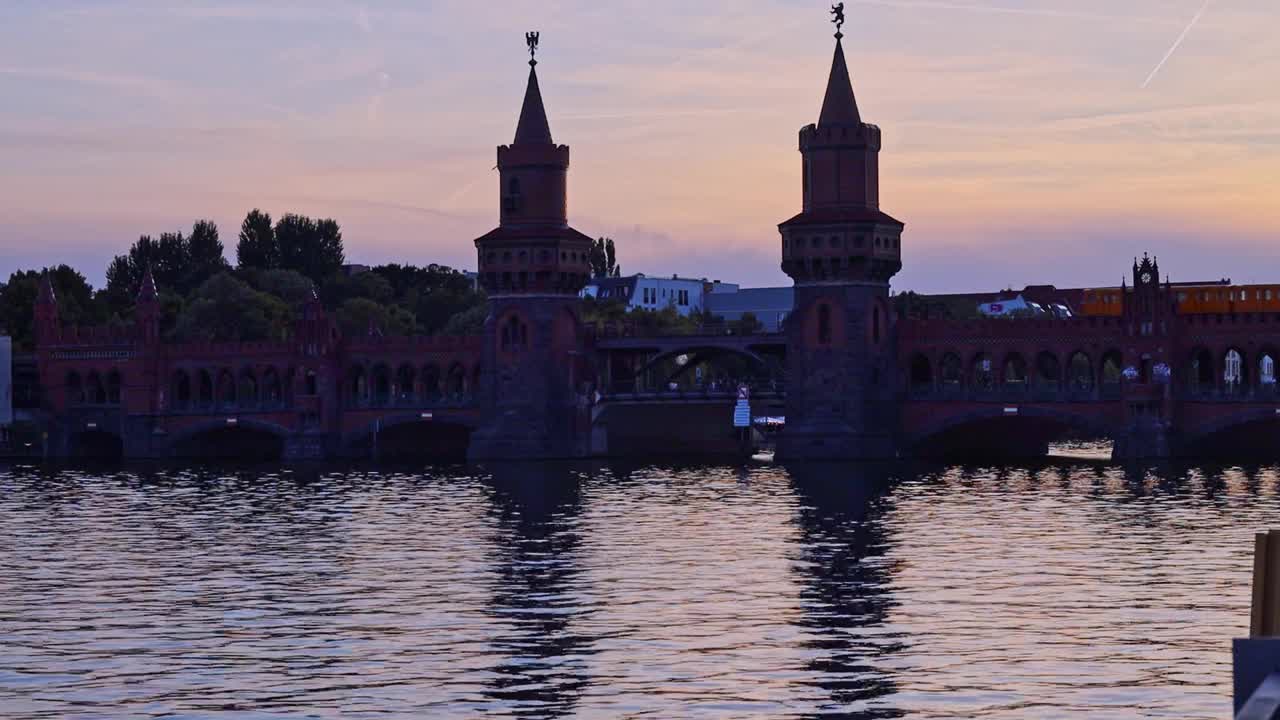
[24,29,1280,462]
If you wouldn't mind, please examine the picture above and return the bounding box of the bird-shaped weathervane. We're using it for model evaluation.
[830,3,845,39]
[526,31,540,65]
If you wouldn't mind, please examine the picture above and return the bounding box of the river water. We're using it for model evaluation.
[0,459,1272,719]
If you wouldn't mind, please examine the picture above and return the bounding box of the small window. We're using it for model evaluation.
[811,237,821,249]
[829,236,840,248]
[817,304,832,345]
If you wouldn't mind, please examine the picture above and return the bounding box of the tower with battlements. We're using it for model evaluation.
[776,18,905,460]
[468,36,594,459]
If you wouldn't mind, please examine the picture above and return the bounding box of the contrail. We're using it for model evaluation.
[1142,0,1215,88]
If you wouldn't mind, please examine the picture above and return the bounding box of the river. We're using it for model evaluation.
[0,459,1271,718]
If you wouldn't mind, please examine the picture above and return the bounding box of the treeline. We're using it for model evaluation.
[0,209,486,350]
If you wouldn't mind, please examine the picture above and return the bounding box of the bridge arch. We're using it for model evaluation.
[907,353,932,393]
[170,418,291,460]
[939,352,963,387]
[1183,409,1280,459]
[344,413,475,461]
[631,345,775,383]
[68,428,124,459]
[1001,352,1028,387]
[971,352,994,389]
[908,406,1114,460]
[1067,351,1093,391]
[1034,351,1061,389]
[172,369,192,410]
[1188,346,1214,392]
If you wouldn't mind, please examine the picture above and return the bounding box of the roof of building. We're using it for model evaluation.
[514,62,553,145]
[818,37,861,127]
[473,225,594,245]
[778,206,904,228]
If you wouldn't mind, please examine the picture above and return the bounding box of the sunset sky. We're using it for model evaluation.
[1,0,1276,293]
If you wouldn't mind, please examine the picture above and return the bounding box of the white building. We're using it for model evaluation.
[583,274,735,317]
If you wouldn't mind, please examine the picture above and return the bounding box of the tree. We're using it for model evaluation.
[440,302,488,336]
[186,220,229,289]
[276,214,345,283]
[236,209,278,270]
[0,266,101,350]
[170,273,292,342]
[335,298,414,337]
[589,237,621,278]
[729,311,763,335]
[238,268,318,307]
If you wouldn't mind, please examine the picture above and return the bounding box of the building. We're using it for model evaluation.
[582,274,728,318]
[705,287,794,332]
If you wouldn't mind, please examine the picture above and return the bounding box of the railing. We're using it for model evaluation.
[591,321,780,340]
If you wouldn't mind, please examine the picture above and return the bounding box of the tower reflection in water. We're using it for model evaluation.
[787,463,907,719]
[480,464,594,717]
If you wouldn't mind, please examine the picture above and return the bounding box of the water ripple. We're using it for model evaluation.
[0,460,1271,718]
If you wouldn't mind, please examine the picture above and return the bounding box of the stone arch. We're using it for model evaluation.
[420,364,442,402]
[106,370,122,404]
[1002,352,1028,386]
[908,353,932,393]
[1035,351,1061,388]
[395,364,415,405]
[217,368,236,407]
[262,367,283,406]
[1259,346,1278,391]
[85,371,106,405]
[66,370,85,405]
[239,367,259,406]
[1100,349,1124,387]
[197,369,214,407]
[971,352,994,389]
[1188,346,1214,392]
[172,370,192,410]
[370,364,392,406]
[170,418,289,460]
[347,365,367,406]
[939,352,963,386]
[1224,347,1247,392]
[499,311,529,352]
[1067,351,1093,391]
[446,362,468,398]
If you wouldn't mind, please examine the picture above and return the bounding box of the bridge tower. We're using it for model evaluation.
[1113,253,1177,459]
[468,36,594,460]
[776,20,906,460]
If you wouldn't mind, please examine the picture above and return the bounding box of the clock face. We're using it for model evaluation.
[1141,272,1152,284]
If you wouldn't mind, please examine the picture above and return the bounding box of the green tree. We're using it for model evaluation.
[0,266,102,350]
[238,267,317,307]
[186,219,229,289]
[170,273,293,342]
[276,214,345,283]
[440,302,489,336]
[236,209,278,270]
[335,298,415,337]
[589,237,620,278]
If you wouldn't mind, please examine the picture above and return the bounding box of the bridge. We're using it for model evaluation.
[20,27,1280,463]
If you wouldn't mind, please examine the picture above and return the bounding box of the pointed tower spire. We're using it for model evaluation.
[818,8,860,127]
[36,272,58,308]
[514,32,553,145]
[136,265,159,304]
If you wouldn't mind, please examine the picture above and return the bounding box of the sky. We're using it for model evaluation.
[0,0,1277,294]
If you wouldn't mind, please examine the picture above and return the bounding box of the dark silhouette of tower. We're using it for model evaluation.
[469,39,594,459]
[776,25,905,460]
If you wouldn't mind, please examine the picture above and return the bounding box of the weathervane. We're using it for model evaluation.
[830,2,845,39]
[526,31,540,66]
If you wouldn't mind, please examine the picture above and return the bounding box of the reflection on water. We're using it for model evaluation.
[0,460,1273,718]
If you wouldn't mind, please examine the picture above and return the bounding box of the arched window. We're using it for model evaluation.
[1190,348,1214,391]
[396,364,415,404]
[1067,352,1093,390]
[217,369,236,407]
[1225,349,1244,390]
[172,370,191,410]
[239,368,258,406]
[86,372,106,405]
[940,353,963,385]
[447,363,467,399]
[263,368,282,406]
[348,366,367,406]
[972,353,994,389]
[1261,354,1276,387]
[1035,352,1061,388]
[198,370,214,407]
[501,315,527,351]
[909,354,932,393]
[66,371,84,405]
[421,364,442,402]
[106,370,121,404]
[817,304,832,345]
[304,369,318,396]
[1100,351,1123,386]
[1003,353,1028,386]
[371,365,392,406]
